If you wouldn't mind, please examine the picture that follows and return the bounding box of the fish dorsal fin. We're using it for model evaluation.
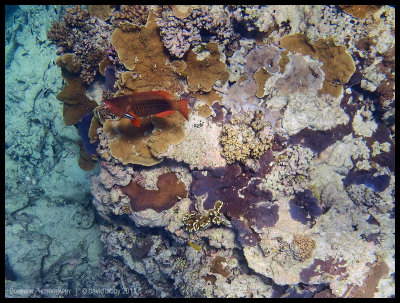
[149,91,175,101]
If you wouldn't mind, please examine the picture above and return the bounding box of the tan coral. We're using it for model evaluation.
[280,33,355,98]
[110,12,184,94]
[339,5,381,20]
[254,67,271,98]
[102,118,162,166]
[291,234,316,261]
[186,42,229,92]
[196,104,213,118]
[88,5,115,21]
[56,62,97,126]
[147,113,187,157]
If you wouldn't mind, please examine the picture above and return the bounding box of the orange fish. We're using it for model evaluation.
[103,91,189,127]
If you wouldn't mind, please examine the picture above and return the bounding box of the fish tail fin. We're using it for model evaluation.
[175,99,189,120]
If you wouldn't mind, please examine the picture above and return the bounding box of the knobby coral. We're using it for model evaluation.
[183,200,224,232]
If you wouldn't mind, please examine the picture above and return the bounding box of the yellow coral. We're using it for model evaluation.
[291,234,316,261]
[183,200,224,233]
[220,112,273,164]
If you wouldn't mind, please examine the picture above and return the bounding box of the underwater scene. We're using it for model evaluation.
[4,5,395,298]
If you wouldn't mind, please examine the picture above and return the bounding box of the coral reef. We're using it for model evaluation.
[17,4,394,298]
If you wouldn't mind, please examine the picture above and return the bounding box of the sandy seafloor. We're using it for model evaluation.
[5,5,395,298]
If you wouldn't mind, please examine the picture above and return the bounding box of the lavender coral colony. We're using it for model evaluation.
[47,5,394,298]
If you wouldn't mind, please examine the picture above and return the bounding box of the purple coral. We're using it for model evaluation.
[76,110,98,156]
[289,189,322,226]
[343,169,390,192]
[300,257,347,283]
[190,150,278,246]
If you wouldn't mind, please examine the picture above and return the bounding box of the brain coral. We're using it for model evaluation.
[120,172,187,212]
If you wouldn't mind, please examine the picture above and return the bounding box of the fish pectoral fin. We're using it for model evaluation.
[154,110,175,118]
[126,112,141,127]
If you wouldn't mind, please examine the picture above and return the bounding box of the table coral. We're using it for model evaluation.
[88,5,115,21]
[56,61,97,126]
[120,172,187,213]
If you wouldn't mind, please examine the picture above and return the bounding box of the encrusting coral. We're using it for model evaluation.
[280,33,356,97]
[120,172,187,213]
[110,12,184,94]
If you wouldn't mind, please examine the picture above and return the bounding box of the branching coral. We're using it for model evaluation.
[157,6,241,58]
[291,234,316,261]
[48,5,114,84]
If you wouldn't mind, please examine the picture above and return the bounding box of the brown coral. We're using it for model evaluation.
[110,12,183,94]
[102,118,162,166]
[210,256,230,278]
[186,42,229,92]
[339,5,381,20]
[56,57,97,125]
[120,172,187,212]
[280,33,356,98]
[88,5,115,21]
